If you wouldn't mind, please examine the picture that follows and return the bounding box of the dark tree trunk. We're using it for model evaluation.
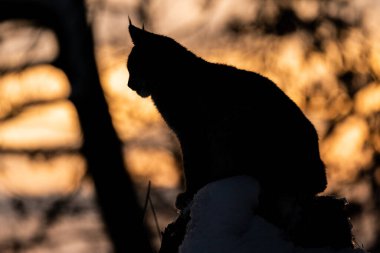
[0,1,153,252]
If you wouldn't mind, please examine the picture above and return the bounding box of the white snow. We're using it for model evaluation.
[179,176,367,253]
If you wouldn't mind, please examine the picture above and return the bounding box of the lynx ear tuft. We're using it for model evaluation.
[129,22,144,45]
[128,15,142,45]
[128,20,155,45]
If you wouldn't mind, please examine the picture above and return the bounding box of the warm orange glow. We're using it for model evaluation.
[0,65,71,119]
[0,22,58,70]
[1,0,380,250]
[322,116,373,187]
[96,57,181,189]
[355,82,380,115]
[341,28,368,72]
[0,101,82,150]
[370,42,380,78]
[292,0,319,21]
[99,59,164,140]
[0,2,378,199]
[0,154,85,196]
[0,65,82,196]
[124,146,180,188]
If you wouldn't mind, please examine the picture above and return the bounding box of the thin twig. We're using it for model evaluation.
[149,193,162,240]
[142,180,151,223]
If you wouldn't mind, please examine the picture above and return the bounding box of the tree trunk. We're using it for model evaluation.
[0,1,153,252]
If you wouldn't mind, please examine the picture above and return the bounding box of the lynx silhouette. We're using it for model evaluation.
[127,23,327,207]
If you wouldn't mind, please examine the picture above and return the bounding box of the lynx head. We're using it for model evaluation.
[127,20,195,98]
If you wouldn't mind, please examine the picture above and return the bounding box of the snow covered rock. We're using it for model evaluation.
[179,176,366,253]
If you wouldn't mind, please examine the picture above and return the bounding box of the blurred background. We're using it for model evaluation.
[0,0,379,252]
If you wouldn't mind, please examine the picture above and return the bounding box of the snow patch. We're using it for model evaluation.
[179,176,367,253]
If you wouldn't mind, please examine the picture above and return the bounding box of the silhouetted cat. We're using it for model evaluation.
[127,23,327,206]
[125,22,362,251]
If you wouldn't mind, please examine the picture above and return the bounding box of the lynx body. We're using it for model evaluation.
[127,24,327,207]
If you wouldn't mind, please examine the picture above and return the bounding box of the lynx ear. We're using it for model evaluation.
[128,16,147,45]
[129,22,147,45]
